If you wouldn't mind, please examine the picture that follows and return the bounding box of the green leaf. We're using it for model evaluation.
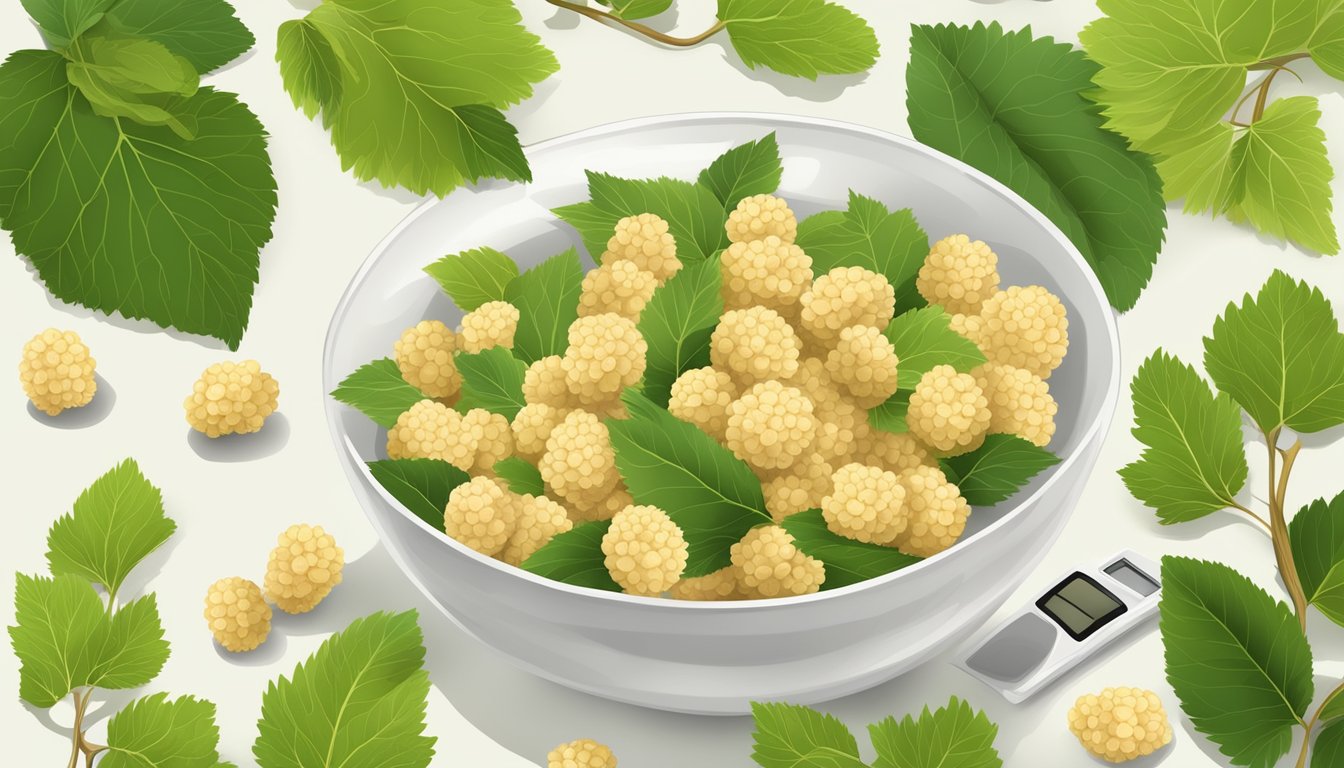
[276,19,343,119]
[253,611,436,768]
[331,358,430,428]
[883,306,985,389]
[46,458,175,597]
[750,702,868,768]
[424,246,519,312]
[637,259,724,407]
[0,51,277,349]
[608,391,772,577]
[554,173,729,263]
[909,22,1167,311]
[781,509,920,590]
[601,0,674,19]
[1118,351,1250,524]
[1313,9,1344,80]
[505,248,583,365]
[9,574,168,707]
[718,0,879,80]
[64,34,200,139]
[940,435,1060,507]
[869,697,1003,768]
[19,0,111,48]
[283,0,557,196]
[796,191,929,311]
[101,693,224,768]
[493,456,545,497]
[1320,686,1344,723]
[1289,493,1344,628]
[90,0,255,74]
[1314,721,1344,768]
[521,520,622,592]
[696,132,783,210]
[367,459,469,530]
[454,347,527,420]
[1203,270,1344,434]
[868,390,911,434]
[1160,556,1314,768]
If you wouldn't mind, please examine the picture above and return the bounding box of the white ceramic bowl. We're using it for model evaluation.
[322,113,1121,715]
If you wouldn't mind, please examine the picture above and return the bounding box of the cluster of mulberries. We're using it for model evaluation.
[579,260,658,320]
[539,410,621,509]
[1068,687,1173,763]
[563,313,648,406]
[20,328,97,416]
[821,463,907,545]
[601,504,689,595]
[386,400,510,473]
[906,364,992,455]
[203,577,272,652]
[548,739,617,768]
[724,381,817,471]
[184,360,280,437]
[798,266,896,344]
[395,320,462,401]
[726,194,798,244]
[711,306,802,384]
[604,213,682,283]
[459,301,520,354]
[667,367,737,440]
[720,236,812,313]
[730,525,826,598]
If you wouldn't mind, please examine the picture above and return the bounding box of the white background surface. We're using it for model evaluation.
[3,1,1344,766]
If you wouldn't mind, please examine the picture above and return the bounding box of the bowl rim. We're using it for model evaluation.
[322,110,1123,611]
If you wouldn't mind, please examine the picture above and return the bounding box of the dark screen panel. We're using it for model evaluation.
[1036,572,1127,640]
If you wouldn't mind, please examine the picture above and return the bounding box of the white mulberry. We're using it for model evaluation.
[762,452,833,521]
[668,567,744,601]
[444,476,517,556]
[725,381,816,471]
[896,466,971,557]
[667,366,737,440]
[523,355,575,408]
[386,400,477,471]
[394,320,461,400]
[265,524,344,614]
[906,365,991,455]
[501,494,573,566]
[973,363,1058,447]
[184,360,279,437]
[799,267,896,343]
[825,325,900,407]
[948,312,985,347]
[548,739,617,768]
[790,358,868,463]
[512,403,570,461]
[978,285,1069,378]
[1068,687,1173,763]
[917,234,1001,315]
[204,577,271,652]
[19,328,96,416]
[861,431,933,474]
[720,236,812,312]
[725,194,798,244]
[462,408,514,475]
[601,504,688,596]
[459,301,519,353]
[562,314,648,405]
[539,410,620,505]
[821,463,907,544]
[578,260,658,320]
[710,306,801,384]
[603,213,681,283]
[730,525,825,598]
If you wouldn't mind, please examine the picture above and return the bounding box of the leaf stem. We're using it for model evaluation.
[1250,52,1312,71]
[1266,430,1308,630]
[1250,66,1285,123]
[64,688,108,768]
[1297,679,1344,768]
[544,0,726,47]
[1230,501,1272,532]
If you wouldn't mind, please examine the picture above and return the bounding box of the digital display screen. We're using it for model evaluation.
[1036,572,1126,640]
[1105,559,1160,596]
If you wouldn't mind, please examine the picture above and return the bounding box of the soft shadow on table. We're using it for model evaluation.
[720,51,868,101]
[27,375,115,428]
[187,414,291,462]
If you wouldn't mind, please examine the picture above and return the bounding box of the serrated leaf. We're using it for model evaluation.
[781,509,919,590]
[1160,556,1314,768]
[797,191,929,311]
[696,132,783,210]
[750,702,868,768]
[276,19,343,119]
[1118,351,1249,523]
[521,520,621,592]
[0,50,278,349]
[505,248,583,365]
[423,247,519,312]
[90,0,255,74]
[101,693,224,768]
[46,458,175,598]
[718,0,879,80]
[493,456,545,497]
[940,435,1059,507]
[608,391,772,577]
[868,390,911,434]
[367,458,469,530]
[638,259,723,407]
[332,358,430,428]
[869,697,1003,768]
[909,22,1166,311]
[1289,493,1344,628]
[19,0,111,48]
[454,347,527,420]
[253,611,436,768]
[1314,720,1344,768]
[554,173,729,263]
[883,306,985,389]
[1203,270,1344,434]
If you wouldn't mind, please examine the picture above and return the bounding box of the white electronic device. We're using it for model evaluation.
[956,549,1162,704]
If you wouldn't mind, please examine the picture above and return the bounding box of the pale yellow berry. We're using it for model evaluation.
[386,400,477,471]
[906,365,992,455]
[799,267,896,343]
[603,213,681,283]
[730,525,825,598]
[948,313,985,347]
[825,325,900,407]
[562,314,648,405]
[500,494,573,566]
[861,431,933,474]
[710,306,801,385]
[548,739,617,768]
[461,409,514,475]
[443,476,517,556]
[19,328,96,416]
[896,466,971,557]
[789,358,869,463]
[1068,687,1173,763]
[821,463,908,544]
[973,363,1058,447]
[569,485,633,523]
[762,451,833,521]
[459,300,519,353]
[578,260,658,320]
[184,360,279,437]
[725,194,798,244]
[512,403,570,461]
[601,504,688,596]
[204,577,272,652]
[978,285,1069,378]
[725,381,817,471]
[668,566,745,601]
[264,524,344,614]
[667,366,738,440]
[523,355,575,408]
[917,234,1001,315]
[539,410,620,506]
[720,236,812,312]
[393,320,461,400]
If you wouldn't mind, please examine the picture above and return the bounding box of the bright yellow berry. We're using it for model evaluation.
[578,260,658,320]
[204,577,271,652]
[501,494,573,566]
[512,403,570,461]
[917,234,1001,315]
[896,466,971,557]
[667,366,738,440]
[730,525,825,598]
[978,285,1069,379]
[19,328,96,416]
[393,320,461,400]
[762,451,833,521]
[1068,687,1173,763]
[725,194,798,244]
[825,325,900,408]
[603,213,681,283]
[821,463,908,544]
[539,410,620,506]
[973,363,1058,447]
[386,399,477,471]
[725,381,817,471]
[601,504,689,596]
[906,365,992,455]
[710,306,802,385]
[459,301,519,353]
[444,476,517,556]
[264,524,344,614]
[861,431,933,474]
[548,739,617,768]
[799,267,896,343]
[184,360,280,437]
[523,355,575,408]
[562,314,648,405]
[668,566,744,601]
[720,236,812,312]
